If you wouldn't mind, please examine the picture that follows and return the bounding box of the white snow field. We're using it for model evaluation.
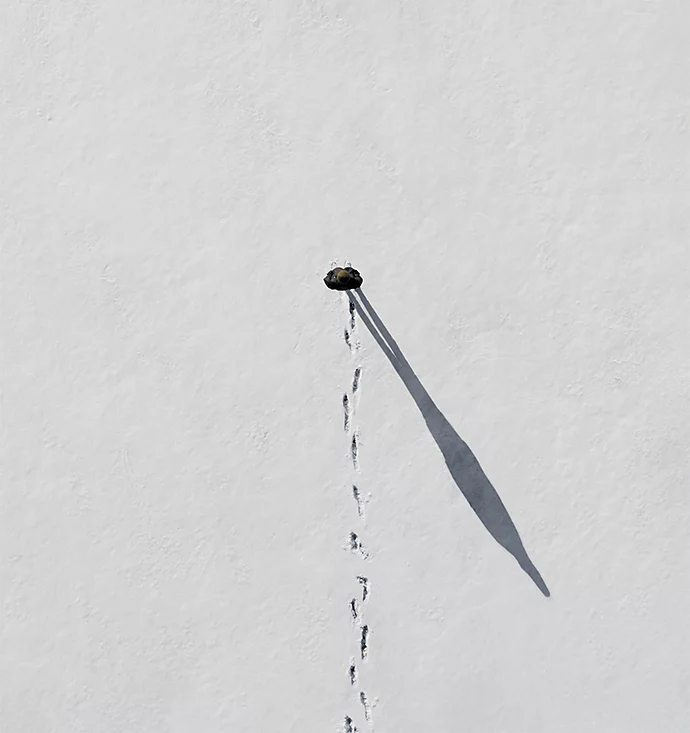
[1,2,689,731]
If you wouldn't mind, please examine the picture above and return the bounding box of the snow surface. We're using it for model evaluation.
[1,1,689,731]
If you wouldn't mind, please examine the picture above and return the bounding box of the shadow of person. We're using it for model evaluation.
[347,290,550,597]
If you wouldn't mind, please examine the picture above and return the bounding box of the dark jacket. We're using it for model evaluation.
[324,267,363,291]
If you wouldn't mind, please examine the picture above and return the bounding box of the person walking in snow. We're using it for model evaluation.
[324,266,363,291]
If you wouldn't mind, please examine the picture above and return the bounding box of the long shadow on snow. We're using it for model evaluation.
[348,290,550,597]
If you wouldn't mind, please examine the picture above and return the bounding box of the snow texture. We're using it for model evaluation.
[1,1,689,732]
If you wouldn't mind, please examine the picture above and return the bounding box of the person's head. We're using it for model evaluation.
[336,269,351,285]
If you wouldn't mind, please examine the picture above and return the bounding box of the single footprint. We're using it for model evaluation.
[343,394,350,432]
[344,715,358,733]
[349,532,369,560]
[349,660,358,686]
[360,624,369,660]
[352,484,365,519]
[360,691,372,723]
[352,366,362,393]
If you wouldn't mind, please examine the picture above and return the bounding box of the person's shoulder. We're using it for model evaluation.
[346,268,363,286]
